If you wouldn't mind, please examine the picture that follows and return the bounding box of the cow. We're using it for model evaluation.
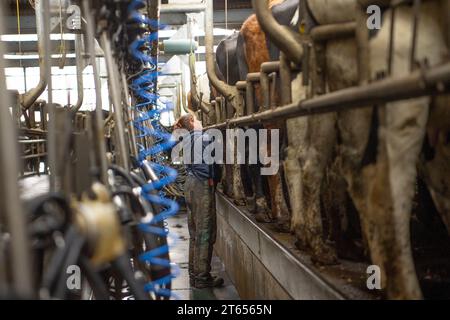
[364,0,450,299]
[285,0,450,298]
[208,14,278,223]
[238,0,295,229]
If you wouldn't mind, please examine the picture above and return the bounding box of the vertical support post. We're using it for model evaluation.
[43,0,57,192]
[260,71,270,111]
[121,72,139,159]
[0,2,33,297]
[73,33,84,112]
[280,53,292,105]
[101,32,130,172]
[246,82,255,115]
[83,0,108,184]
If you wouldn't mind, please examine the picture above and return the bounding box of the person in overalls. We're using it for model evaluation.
[174,114,224,289]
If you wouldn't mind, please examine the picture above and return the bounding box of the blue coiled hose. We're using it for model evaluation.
[128,0,180,299]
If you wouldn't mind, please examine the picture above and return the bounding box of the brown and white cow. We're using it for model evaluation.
[287,0,450,298]
[239,0,294,229]
[364,0,450,299]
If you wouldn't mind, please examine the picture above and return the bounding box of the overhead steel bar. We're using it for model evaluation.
[206,63,450,129]
[310,22,356,42]
[160,3,206,13]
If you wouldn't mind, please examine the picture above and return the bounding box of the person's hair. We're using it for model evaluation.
[176,114,194,131]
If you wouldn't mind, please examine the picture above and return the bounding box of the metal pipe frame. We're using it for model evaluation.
[252,0,303,66]
[245,73,262,115]
[205,0,243,116]
[19,139,47,145]
[280,53,292,105]
[148,0,160,112]
[269,72,278,108]
[101,32,130,172]
[83,0,108,184]
[189,54,212,114]
[310,22,356,42]
[43,0,57,192]
[160,3,206,13]
[0,2,33,297]
[121,72,139,160]
[260,71,271,111]
[236,81,247,90]
[260,62,280,111]
[72,33,84,112]
[356,2,370,85]
[20,0,48,110]
[206,62,450,130]
[23,153,48,160]
[245,81,255,115]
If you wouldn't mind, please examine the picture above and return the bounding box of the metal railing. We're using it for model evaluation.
[203,0,450,130]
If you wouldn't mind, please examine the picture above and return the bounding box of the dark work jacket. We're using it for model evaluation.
[183,131,214,181]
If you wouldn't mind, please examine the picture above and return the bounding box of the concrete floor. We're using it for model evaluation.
[169,209,240,300]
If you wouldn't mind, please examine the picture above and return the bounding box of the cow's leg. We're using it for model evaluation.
[232,163,246,206]
[240,164,256,211]
[361,81,423,297]
[273,126,291,232]
[249,163,271,222]
[274,169,291,232]
[366,2,447,299]
[385,98,429,299]
[285,75,307,235]
[298,114,338,265]
[338,107,373,260]
[325,37,371,261]
[284,143,304,234]
[362,100,427,300]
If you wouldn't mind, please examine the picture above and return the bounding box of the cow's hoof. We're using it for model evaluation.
[311,242,339,266]
[294,238,308,251]
[294,228,309,251]
[336,238,366,262]
[255,213,272,223]
[255,197,270,213]
[245,196,256,213]
[234,198,246,207]
[216,183,224,193]
[275,220,291,233]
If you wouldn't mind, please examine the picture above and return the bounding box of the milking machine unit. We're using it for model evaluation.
[126,0,180,299]
[0,0,187,300]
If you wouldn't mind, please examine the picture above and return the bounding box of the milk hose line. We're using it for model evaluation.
[128,0,180,299]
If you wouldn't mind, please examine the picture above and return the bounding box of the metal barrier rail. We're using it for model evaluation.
[206,62,450,130]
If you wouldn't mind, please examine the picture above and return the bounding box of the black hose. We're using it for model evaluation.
[109,164,139,188]
[42,227,78,292]
[78,256,110,300]
[111,254,149,300]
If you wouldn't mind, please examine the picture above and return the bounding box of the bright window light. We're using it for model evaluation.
[0,34,76,42]
[3,53,76,60]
